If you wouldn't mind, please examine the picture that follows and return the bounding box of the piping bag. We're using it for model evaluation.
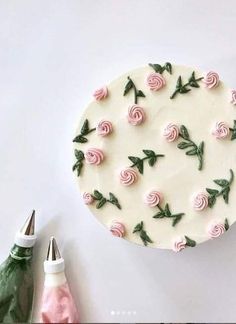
[41,237,79,323]
[0,210,36,323]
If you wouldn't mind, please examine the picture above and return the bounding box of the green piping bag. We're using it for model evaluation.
[0,210,36,323]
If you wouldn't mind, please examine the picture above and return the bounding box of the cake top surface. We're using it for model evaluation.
[73,63,236,251]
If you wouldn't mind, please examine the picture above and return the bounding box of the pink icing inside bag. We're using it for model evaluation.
[41,282,79,323]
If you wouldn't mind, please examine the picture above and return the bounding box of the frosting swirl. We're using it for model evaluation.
[231,90,236,105]
[85,148,104,165]
[208,221,225,238]
[97,120,113,136]
[212,121,230,139]
[110,221,125,237]
[173,237,186,252]
[119,168,138,186]
[193,192,209,211]
[163,123,179,142]
[203,71,219,89]
[127,104,145,126]
[145,190,162,207]
[147,72,166,91]
[93,86,108,101]
[83,192,94,205]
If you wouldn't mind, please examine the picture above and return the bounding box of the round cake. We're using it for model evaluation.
[73,63,236,251]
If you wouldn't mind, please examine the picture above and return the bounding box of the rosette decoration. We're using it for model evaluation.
[202,71,219,89]
[85,148,104,165]
[212,121,230,139]
[193,192,209,211]
[83,192,94,205]
[208,221,225,238]
[144,191,162,207]
[163,123,179,142]
[146,72,166,91]
[230,90,236,105]
[119,168,138,186]
[97,120,113,137]
[173,237,186,252]
[127,104,146,126]
[93,86,108,101]
[110,221,126,238]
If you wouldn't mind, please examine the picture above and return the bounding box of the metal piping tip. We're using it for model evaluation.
[46,237,61,261]
[20,210,35,235]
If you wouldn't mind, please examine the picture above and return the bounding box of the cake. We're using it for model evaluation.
[73,63,236,251]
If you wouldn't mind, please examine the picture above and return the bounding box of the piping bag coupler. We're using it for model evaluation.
[41,237,80,323]
[0,210,36,323]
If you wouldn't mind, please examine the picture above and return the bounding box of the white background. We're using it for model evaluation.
[0,0,236,322]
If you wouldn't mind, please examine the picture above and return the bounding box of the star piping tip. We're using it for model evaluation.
[20,210,35,236]
[46,236,61,261]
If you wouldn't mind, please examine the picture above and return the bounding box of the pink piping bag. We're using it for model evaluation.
[40,237,79,323]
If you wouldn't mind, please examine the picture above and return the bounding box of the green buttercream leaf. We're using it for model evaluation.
[165,62,172,74]
[93,190,103,200]
[133,221,143,233]
[123,78,133,96]
[180,125,190,139]
[179,87,191,94]
[153,211,165,218]
[148,156,157,166]
[80,119,89,135]
[137,90,145,98]
[136,160,144,174]
[206,188,219,195]
[140,230,153,246]
[198,141,204,155]
[186,148,198,155]
[109,192,121,209]
[143,149,155,157]
[208,195,216,208]
[164,203,171,217]
[75,149,84,161]
[74,135,88,143]
[185,236,196,247]
[177,142,193,149]
[172,214,183,227]
[176,76,182,89]
[225,218,229,231]
[222,187,230,204]
[76,162,83,177]
[96,198,107,209]
[149,63,163,73]
[128,156,141,165]
[213,179,229,187]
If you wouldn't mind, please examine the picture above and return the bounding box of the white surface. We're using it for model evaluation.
[0,0,236,322]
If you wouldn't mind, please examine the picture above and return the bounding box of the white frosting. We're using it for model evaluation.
[74,64,236,249]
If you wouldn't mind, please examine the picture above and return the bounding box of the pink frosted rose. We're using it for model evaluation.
[144,191,162,207]
[127,104,145,126]
[173,237,186,252]
[193,192,209,211]
[97,120,113,136]
[119,168,138,186]
[208,221,225,238]
[212,121,230,139]
[110,221,126,238]
[93,86,108,101]
[83,192,94,205]
[163,123,179,142]
[85,148,104,165]
[146,72,166,91]
[230,90,236,105]
[202,71,219,89]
